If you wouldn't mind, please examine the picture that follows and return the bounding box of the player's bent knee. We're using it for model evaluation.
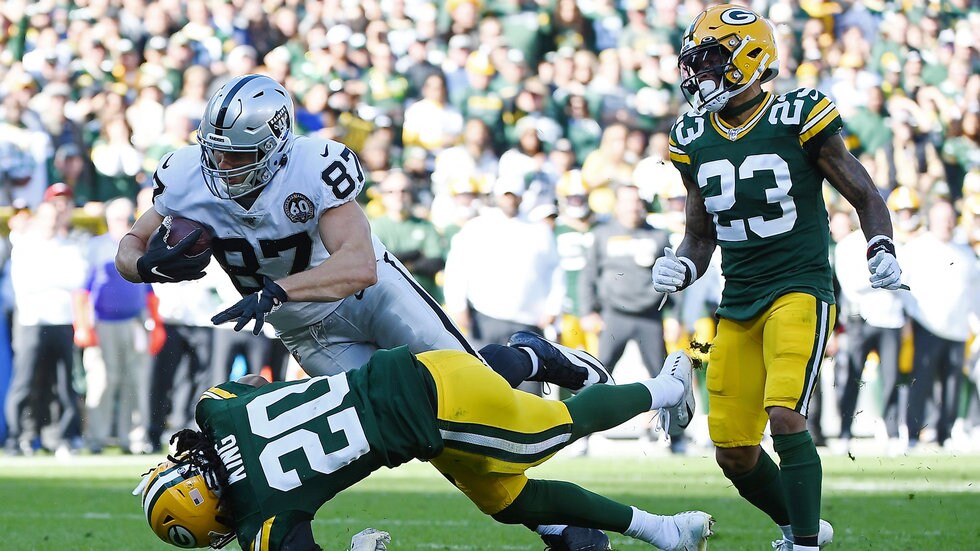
[491,480,542,525]
[766,406,807,434]
[715,445,760,477]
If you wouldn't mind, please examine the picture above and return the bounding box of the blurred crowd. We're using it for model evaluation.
[0,0,978,457]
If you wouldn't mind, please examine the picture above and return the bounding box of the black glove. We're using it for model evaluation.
[211,277,288,335]
[136,227,211,283]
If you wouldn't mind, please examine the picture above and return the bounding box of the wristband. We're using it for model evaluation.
[866,235,895,260]
[678,256,698,287]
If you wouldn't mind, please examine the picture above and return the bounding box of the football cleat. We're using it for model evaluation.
[656,351,696,434]
[668,511,714,551]
[771,519,834,550]
[541,527,611,551]
[508,331,614,392]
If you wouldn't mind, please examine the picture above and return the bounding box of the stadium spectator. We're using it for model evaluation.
[4,200,88,457]
[443,175,563,365]
[901,200,980,450]
[403,72,464,166]
[370,171,447,302]
[833,222,907,456]
[0,90,51,208]
[75,197,163,454]
[89,114,143,202]
[578,183,683,449]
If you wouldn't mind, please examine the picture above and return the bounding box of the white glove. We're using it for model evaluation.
[867,235,904,290]
[350,528,391,551]
[652,247,697,293]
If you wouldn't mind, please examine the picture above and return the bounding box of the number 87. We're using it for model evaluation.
[321,147,364,199]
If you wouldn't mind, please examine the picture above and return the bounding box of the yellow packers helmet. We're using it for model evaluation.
[886,186,921,211]
[557,170,592,219]
[678,4,779,113]
[134,459,235,549]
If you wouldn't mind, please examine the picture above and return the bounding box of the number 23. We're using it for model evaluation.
[698,153,797,242]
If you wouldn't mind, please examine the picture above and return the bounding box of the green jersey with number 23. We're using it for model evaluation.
[668,88,843,320]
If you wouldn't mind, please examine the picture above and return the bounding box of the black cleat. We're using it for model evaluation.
[508,331,614,392]
[541,527,611,551]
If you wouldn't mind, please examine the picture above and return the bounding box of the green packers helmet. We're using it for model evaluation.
[134,459,235,549]
[678,4,779,113]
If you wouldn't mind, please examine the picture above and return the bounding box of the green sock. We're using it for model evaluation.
[492,479,634,532]
[773,431,822,537]
[728,449,790,526]
[564,383,652,441]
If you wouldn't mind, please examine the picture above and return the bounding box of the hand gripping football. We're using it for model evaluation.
[162,216,212,257]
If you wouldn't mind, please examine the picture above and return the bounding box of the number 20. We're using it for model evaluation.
[698,154,797,242]
[247,374,370,492]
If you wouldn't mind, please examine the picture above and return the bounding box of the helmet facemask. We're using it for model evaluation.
[680,43,737,113]
[200,134,285,199]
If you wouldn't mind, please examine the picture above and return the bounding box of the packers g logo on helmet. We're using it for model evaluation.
[678,4,779,113]
[134,460,235,549]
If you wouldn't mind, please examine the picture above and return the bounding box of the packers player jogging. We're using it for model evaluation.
[135,344,712,551]
[653,5,905,550]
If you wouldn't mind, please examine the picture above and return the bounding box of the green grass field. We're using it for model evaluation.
[2,450,978,550]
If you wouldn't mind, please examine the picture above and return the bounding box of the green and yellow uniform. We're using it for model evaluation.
[196,347,577,549]
[555,222,599,355]
[668,88,840,446]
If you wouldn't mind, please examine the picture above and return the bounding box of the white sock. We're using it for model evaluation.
[794,545,818,551]
[624,506,678,549]
[641,376,684,410]
[535,524,565,537]
[517,347,540,379]
[779,524,794,542]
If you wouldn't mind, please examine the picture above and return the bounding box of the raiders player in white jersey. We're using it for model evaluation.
[116,74,614,551]
[116,73,484,376]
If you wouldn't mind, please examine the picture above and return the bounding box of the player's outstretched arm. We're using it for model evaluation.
[817,134,908,290]
[817,133,893,240]
[818,133,905,290]
[116,209,166,283]
[274,201,378,303]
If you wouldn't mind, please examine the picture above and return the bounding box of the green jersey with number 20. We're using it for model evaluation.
[668,88,843,320]
[195,347,442,550]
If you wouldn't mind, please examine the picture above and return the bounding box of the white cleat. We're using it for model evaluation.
[668,510,713,551]
[656,351,695,434]
[771,519,834,549]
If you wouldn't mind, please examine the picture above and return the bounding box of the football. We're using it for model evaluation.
[162,216,213,256]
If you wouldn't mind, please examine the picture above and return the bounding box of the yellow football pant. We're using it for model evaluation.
[707,293,835,448]
[417,350,574,514]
